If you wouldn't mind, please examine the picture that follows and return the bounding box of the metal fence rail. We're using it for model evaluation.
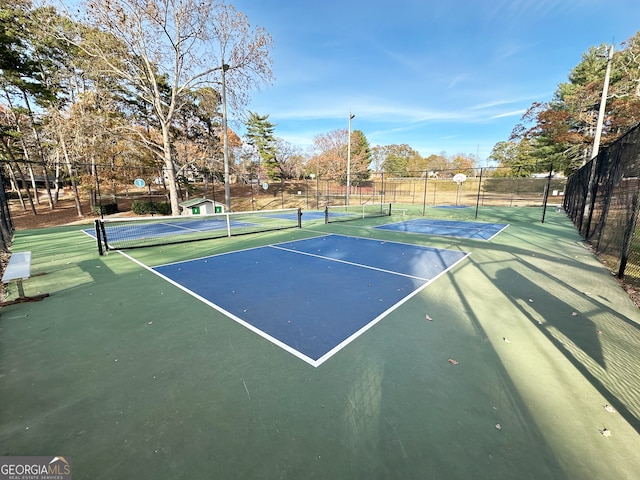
[564,123,640,282]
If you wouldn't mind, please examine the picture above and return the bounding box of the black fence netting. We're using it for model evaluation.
[0,169,13,253]
[564,123,640,283]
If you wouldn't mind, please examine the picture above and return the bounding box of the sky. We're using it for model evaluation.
[228,0,640,164]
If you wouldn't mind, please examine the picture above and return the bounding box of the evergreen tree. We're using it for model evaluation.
[245,111,279,180]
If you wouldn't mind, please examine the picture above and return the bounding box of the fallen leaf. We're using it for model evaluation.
[448,358,459,365]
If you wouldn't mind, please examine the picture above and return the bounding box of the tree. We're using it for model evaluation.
[244,111,278,180]
[425,153,448,172]
[311,129,348,180]
[450,154,476,175]
[0,2,81,213]
[62,0,273,215]
[511,33,640,175]
[272,138,305,180]
[488,140,536,177]
[310,128,371,184]
[347,130,372,185]
[379,144,422,176]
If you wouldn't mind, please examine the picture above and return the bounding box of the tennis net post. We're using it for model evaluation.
[94,219,104,256]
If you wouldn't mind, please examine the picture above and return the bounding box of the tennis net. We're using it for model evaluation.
[95,208,301,253]
[324,203,392,224]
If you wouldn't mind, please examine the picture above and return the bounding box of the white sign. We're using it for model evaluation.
[452,173,467,184]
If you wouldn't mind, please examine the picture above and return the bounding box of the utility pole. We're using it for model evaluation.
[221,62,231,211]
[590,44,614,162]
[582,45,614,235]
[346,112,355,206]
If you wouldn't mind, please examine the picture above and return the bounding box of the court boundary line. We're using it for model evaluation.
[149,232,329,269]
[117,250,321,366]
[116,235,471,367]
[269,243,433,281]
[374,219,510,241]
[313,249,470,365]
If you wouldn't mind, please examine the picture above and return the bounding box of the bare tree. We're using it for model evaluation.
[63,0,273,215]
[272,138,304,180]
[311,129,349,180]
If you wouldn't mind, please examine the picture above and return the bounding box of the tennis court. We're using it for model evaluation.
[148,234,469,366]
[375,218,508,240]
[2,206,640,479]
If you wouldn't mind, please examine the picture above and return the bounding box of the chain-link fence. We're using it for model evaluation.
[283,168,566,215]
[2,162,566,233]
[564,123,640,284]
[2,163,567,230]
[0,170,13,253]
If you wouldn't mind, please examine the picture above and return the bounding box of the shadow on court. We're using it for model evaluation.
[492,263,640,436]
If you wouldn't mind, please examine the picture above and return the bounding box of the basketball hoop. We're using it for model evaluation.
[452,174,466,206]
[453,173,467,184]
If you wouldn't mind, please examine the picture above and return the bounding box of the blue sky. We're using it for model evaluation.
[231,0,639,163]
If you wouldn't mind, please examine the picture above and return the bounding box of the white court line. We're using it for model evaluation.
[313,250,470,366]
[269,243,434,282]
[116,236,471,368]
[117,250,321,367]
[150,233,330,269]
[375,219,510,240]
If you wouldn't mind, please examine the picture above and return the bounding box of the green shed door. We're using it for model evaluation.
[192,206,200,215]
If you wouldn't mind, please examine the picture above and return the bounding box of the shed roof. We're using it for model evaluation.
[179,198,224,208]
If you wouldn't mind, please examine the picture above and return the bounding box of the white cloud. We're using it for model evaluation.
[489,110,527,119]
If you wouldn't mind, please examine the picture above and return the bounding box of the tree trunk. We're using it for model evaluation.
[6,164,26,211]
[27,164,39,205]
[161,123,181,216]
[1,138,36,215]
[12,163,37,215]
[22,92,55,209]
[58,141,84,218]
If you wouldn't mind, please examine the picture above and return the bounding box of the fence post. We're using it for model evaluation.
[422,172,428,216]
[475,168,484,219]
[541,163,553,223]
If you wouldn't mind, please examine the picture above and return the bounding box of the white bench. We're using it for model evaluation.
[1,251,48,305]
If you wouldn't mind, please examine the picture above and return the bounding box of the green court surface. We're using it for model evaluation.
[1,206,640,479]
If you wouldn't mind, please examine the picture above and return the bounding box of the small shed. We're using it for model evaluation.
[180,198,226,215]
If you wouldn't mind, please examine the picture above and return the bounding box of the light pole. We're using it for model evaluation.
[582,45,614,232]
[346,112,355,206]
[590,44,614,162]
[221,62,231,211]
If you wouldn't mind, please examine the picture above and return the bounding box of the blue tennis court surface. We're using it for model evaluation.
[375,218,508,240]
[150,234,469,366]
